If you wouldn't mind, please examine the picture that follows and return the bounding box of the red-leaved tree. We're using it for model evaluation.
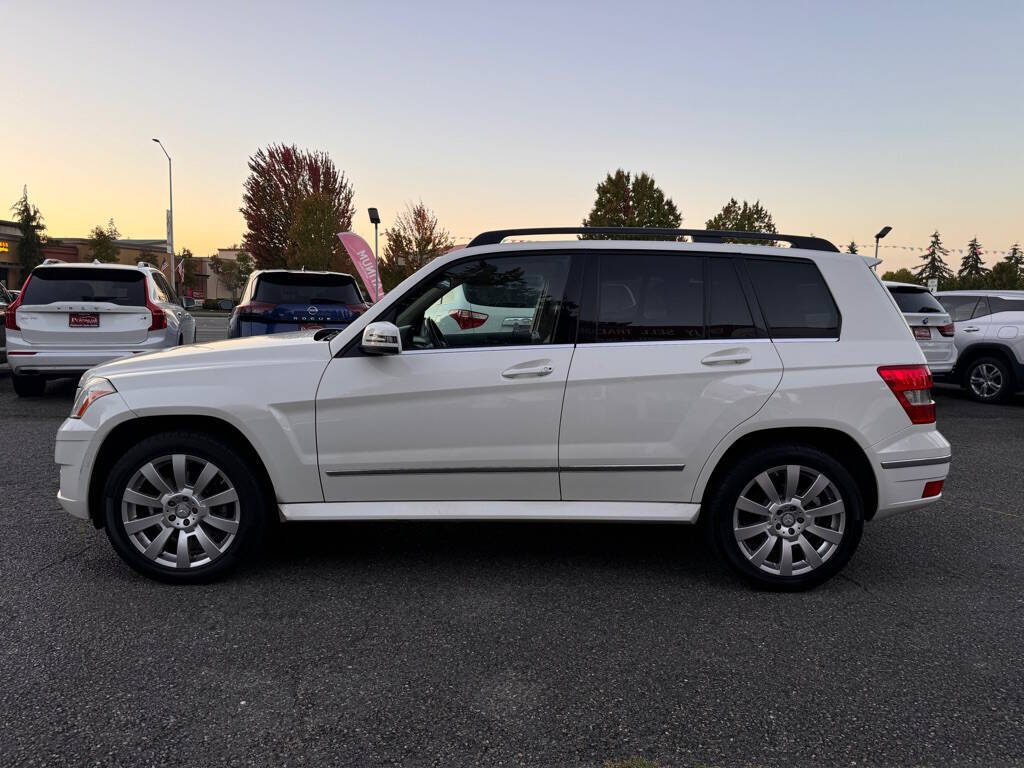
[240,144,356,269]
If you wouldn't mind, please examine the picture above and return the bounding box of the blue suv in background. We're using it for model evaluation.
[227,270,370,338]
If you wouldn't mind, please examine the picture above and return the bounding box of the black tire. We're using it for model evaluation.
[963,356,1013,403]
[705,443,865,591]
[12,373,46,397]
[102,431,270,583]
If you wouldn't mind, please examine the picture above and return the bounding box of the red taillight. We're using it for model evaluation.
[4,275,29,331]
[922,480,944,498]
[878,365,935,425]
[236,301,276,319]
[449,309,488,330]
[146,296,166,331]
[937,323,955,337]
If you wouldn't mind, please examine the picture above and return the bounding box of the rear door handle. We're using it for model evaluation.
[962,326,981,333]
[502,364,553,379]
[701,348,752,366]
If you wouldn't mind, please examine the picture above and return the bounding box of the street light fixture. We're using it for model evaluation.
[368,207,381,300]
[874,225,892,262]
[152,138,175,290]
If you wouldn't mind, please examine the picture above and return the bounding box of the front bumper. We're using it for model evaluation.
[870,426,951,520]
[54,390,137,522]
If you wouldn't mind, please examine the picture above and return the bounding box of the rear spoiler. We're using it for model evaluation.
[861,255,882,268]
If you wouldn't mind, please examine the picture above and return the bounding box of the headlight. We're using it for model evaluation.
[70,377,117,419]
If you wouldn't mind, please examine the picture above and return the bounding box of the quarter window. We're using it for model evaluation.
[596,253,704,342]
[392,253,575,350]
[745,259,840,338]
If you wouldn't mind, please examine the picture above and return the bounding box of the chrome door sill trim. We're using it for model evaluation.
[326,466,556,477]
[280,501,701,524]
[560,464,684,472]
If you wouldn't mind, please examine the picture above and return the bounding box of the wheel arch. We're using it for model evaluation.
[696,426,879,521]
[955,343,1020,388]
[87,415,277,528]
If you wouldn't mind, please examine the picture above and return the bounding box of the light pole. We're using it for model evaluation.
[874,225,892,262]
[368,207,381,300]
[152,138,174,290]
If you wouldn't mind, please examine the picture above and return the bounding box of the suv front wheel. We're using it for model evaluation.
[102,431,269,583]
[707,444,864,591]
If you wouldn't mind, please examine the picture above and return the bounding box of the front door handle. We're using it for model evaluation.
[701,348,752,366]
[501,364,554,379]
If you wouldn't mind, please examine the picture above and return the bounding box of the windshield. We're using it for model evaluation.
[23,267,146,306]
[888,286,945,314]
[254,273,365,305]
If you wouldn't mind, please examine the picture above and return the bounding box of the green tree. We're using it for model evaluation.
[88,219,121,263]
[581,169,681,239]
[209,251,254,301]
[1004,242,1023,281]
[989,261,1021,290]
[914,231,954,286]
[880,268,919,284]
[10,186,46,273]
[846,241,859,254]
[179,248,199,291]
[286,192,354,272]
[957,237,989,285]
[381,201,455,289]
[705,198,777,245]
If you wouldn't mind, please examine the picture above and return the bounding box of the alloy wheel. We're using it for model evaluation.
[969,363,1003,400]
[121,454,241,569]
[732,464,846,577]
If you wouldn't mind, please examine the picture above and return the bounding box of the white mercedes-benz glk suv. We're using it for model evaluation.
[55,227,951,590]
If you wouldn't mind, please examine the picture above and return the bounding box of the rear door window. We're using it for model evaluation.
[596,253,704,342]
[971,296,992,319]
[745,258,840,338]
[255,273,365,305]
[22,268,146,306]
[708,258,757,339]
[888,287,946,314]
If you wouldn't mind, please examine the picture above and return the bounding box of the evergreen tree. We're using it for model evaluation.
[581,170,681,239]
[880,268,919,284]
[846,241,858,254]
[1005,242,1023,280]
[705,198,777,245]
[914,231,954,285]
[958,237,989,280]
[10,186,46,273]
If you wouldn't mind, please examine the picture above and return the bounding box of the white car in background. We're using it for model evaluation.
[423,278,540,343]
[54,226,950,591]
[883,281,957,375]
[934,290,1024,402]
[5,260,195,397]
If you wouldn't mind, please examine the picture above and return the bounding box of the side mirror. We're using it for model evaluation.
[360,321,402,355]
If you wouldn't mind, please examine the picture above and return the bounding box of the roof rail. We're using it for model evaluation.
[466,227,839,252]
[137,261,155,269]
[42,258,65,265]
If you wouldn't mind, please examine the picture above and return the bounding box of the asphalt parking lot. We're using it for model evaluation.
[1,318,1022,767]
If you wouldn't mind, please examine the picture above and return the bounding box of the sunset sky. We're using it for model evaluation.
[3,1,1022,271]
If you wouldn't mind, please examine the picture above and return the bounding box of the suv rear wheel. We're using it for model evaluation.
[102,431,269,583]
[11,372,46,397]
[964,356,1013,403]
[706,444,864,591]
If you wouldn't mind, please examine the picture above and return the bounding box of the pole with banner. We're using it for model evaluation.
[337,232,383,302]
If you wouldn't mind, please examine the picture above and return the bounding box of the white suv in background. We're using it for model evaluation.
[5,260,195,397]
[883,281,957,375]
[934,290,1024,402]
[54,227,950,590]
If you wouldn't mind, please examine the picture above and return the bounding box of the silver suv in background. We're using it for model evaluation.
[5,260,196,397]
[883,281,957,375]
[935,290,1024,402]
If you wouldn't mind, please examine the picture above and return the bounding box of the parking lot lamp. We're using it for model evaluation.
[874,226,892,262]
[368,207,381,300]
[152,138,175,289]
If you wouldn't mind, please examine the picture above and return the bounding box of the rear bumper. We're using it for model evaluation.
[7,342,169,377]
[870,427,951,520]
